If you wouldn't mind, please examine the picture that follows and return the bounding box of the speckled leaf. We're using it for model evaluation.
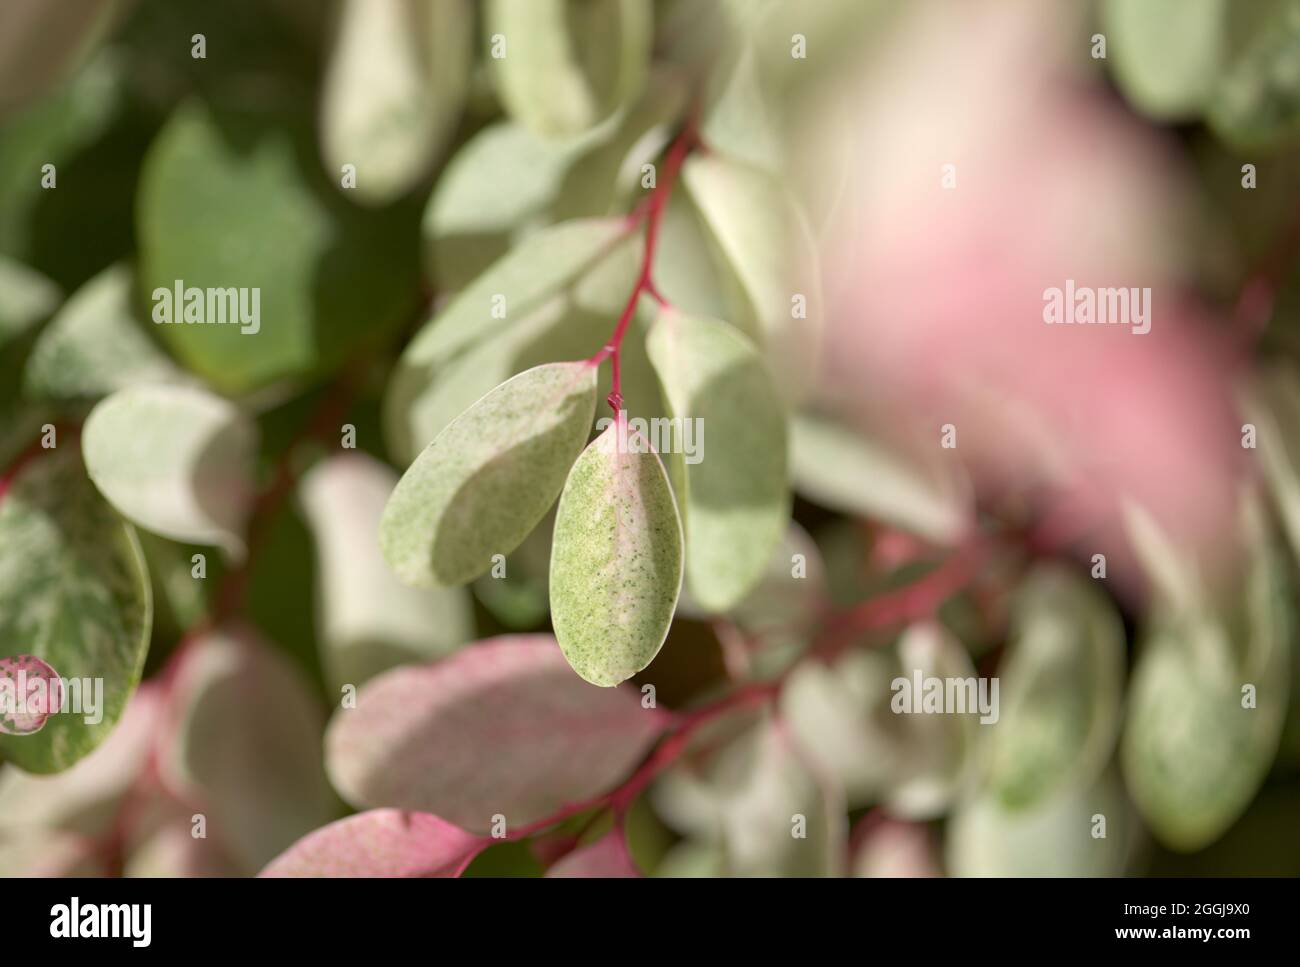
[262,809,485,877]
[325,635,667,833]
[681,154,823,401]
[0,447,151,773]
[24,264,184,401]
[485,0,651,139]
[1103,0,1224,121]
[546,827,640,877]
[300,453,474,690]
[82,383,257,558]
[550,416,684,686]
[380,361,598,588]
[646,309,789,612]
[162,630,339,873]
[320,0,470,205]
[983,567,1125,811]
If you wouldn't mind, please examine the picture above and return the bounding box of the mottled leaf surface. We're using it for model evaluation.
[262,809,484,877]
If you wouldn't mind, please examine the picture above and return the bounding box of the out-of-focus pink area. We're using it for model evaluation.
[816,0,1248,590]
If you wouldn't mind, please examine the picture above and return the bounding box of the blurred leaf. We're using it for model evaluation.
[82,384,256,557]
[470,506,553,630]
[1245,361,1300,565]
[851,815,940,878]
[386,216,627,463]
[325,635,668,832]
[320,0,471,205]
[485,0,651,139]
[162,629,339,873]
[300,452,475,690]
[791,411,970,543]
[380,361,597,588]
[1103,0,1225,121]
[551,418,684,685]
[0,0,119,120]
[982,566,1125,811]
[0,256,59,348]
[1208,0,1300,150]
[24,264,183,402]
[137,100,420,393]
[0,447,151,773]
[262,808,484,877]
[647,310,789,612]
[682,154,823,401]
[651,190,733,322]
[545,827,640,876]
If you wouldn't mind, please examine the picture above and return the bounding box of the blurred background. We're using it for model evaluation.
[2,0,1299,876]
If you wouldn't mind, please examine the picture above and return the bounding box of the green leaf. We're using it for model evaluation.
[320,0,471,205]
[550,415,684,685]
[386,216,628,464]
[0,447,151,773]
[23,263,184,401]
[1103,0,1225,121]
[0,256,59,348]
[1208,0,1300,149]
[646,309,789,612]
[82,383,257,557]
[137,100,419,394]
[982,566,1125,811]
[1244,361,1300,565]
[300,453,475,690]
[681,153,823,401]
[325,635,667,832]
[790,411,971,543]
[381,361,598,588]
[1122,497,1291,850]
[485,0,651,139]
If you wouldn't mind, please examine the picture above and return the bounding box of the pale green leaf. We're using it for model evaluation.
[550,416,684,686]
[82,384,257,558]
[320,0,471,205]
[300,453,475,690]
[0,255,59,346]
[24,264,184,401]
[485,0,651,139]
[381,361,598,588]
[0,447,151,773]
[1208,0,1300,149]
[646,309,789,612]
[1103,0,1225,121]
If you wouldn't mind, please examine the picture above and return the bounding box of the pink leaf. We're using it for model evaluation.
[259,809,484,877]
[546,828,641,878]
[326,635,668,834]
[0,654,64,735]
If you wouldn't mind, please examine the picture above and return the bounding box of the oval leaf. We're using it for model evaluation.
[82,383,257,557]
[546,828,640,877]
[0,447,151,773]
[380,360,598,588]
[262,809,484,878]
[646,309,789,612]
[1103,0,1224,121]
[550,416,684,685]
[326,635,667,833]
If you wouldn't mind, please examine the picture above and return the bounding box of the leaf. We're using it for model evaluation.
[299,453,475,690]
[1208,0,1300,149]
[681,153,823,401]
[23,264,185,401]
[1122,496,1291,850]
[82,383,257,558]
[982,567,1125,811]
[851,816,940,878]
[137,100,419,393]
[325,635,667,833]
[550,415,685,685]
[261,809,485,877]
[1103,0,1225,121]
[946,773,1134,876]
[0,447,151,773]
[646,310,789,612]
[385,216,628,463]
[1244,361,1300,565]
[0,255,59,347]
[545,828,640,877]
[380,360,598,588]
[161,629,339,873]
[320,0,471,205]
[0,655,63,735]
[485,0,651,140]
[790,411,971,543]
